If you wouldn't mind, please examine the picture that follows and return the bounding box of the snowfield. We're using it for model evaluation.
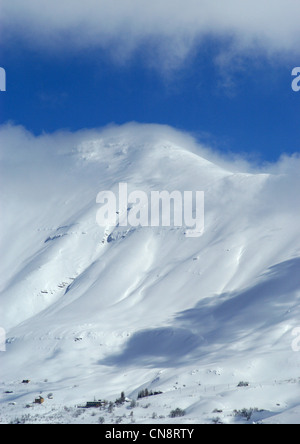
[0,122,300,424]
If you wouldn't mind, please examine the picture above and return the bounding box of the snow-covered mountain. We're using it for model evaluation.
[1,123,300,424]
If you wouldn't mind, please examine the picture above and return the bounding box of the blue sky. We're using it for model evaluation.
[1,1,300,163]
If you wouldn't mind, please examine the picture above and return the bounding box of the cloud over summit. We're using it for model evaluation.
[2,0,300,68]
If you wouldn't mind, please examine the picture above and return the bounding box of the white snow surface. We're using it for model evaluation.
[0,122,300,424]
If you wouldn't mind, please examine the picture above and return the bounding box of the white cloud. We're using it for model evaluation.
[1,120,299,181]
[2,0,300,69]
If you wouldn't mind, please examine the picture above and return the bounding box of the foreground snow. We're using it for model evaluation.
[0,123,300,424]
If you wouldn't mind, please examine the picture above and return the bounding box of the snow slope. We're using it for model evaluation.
[0,123,300,424]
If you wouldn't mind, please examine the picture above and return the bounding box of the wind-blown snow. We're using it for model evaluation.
[0,122,300,424]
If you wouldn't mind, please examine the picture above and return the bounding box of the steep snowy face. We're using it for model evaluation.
[0,124,232,331]
[0,123,300,423]
[0,123,299,333]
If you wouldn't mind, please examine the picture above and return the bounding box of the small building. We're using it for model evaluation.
[85,401,104,408]
[34,396,45,404]
[22,380,30,384]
